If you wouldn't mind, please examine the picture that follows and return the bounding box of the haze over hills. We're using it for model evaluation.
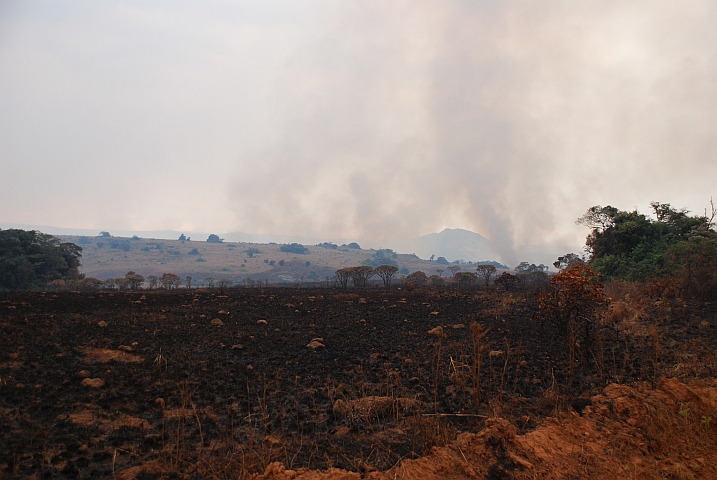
[0,222,508,265]
[392,228,502,264]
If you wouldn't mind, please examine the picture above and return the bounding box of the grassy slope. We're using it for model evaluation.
[60,236,453,283]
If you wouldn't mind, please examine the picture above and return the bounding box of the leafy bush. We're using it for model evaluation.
[362,249,399,267]
[280,243,309,254]
[109,239,131,252]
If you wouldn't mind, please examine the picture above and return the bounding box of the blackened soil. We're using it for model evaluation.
[1,287,715,478]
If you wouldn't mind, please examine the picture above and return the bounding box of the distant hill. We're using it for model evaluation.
[45,234,453,283]
[0,222,327,245]
[392,228,503,264]
[1,222,506,267]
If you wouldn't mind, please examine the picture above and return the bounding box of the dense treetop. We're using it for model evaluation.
[578,202,717,282]
[0,229,82,291]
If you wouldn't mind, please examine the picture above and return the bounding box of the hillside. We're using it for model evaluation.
[393,228,502,263]
[59,235,481,284]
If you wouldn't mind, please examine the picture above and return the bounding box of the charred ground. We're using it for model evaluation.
[1,286,716,478]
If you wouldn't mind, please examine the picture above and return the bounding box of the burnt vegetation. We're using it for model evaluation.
[1,200,717,477]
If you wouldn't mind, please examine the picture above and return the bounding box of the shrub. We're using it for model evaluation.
[280,243,309,254]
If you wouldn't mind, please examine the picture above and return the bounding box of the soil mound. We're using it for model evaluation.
[255,377,717,479]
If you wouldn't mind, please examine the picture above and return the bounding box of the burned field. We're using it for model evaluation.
[1,287,716,478]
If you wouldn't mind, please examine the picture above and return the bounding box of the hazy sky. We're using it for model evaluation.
[2,1,716,265]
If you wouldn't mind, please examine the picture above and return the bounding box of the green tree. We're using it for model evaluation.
[280,243,309,254]
[0,229,82,291]
[553,253,583,272]
[579,202,712,281]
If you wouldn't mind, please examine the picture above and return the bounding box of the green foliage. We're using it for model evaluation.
[362,249,399,267]
[0,229,82,291]
[245,248,261,257]
[476,260,508,269]
[514,262,548,273]
[280,243,309,254]
[316,242,338,249]
[187,248,200,255]
[435,256,449,265]
[580,202,714,281]
[206,234,223,243]
[343,242,361,249]
[109,238,131,251]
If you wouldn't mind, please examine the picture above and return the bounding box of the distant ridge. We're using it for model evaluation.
[1,222,504,265]
[391,228,502,264]
[0,222,325,245]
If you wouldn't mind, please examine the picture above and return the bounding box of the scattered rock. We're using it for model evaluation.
[452,324,465,329]
[231,344,244,350]
[81,378,105,388]
[218,310,229,315]
[307,339,326,349]
[155,398,165,409]
[78,370,91,378]
[257,319,268,324]
[428,326,444,336]
[118,345,133,352]
[211,318,224,326]
[97,321,108,328]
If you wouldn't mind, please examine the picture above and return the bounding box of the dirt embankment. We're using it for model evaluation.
[254,377,717,480]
